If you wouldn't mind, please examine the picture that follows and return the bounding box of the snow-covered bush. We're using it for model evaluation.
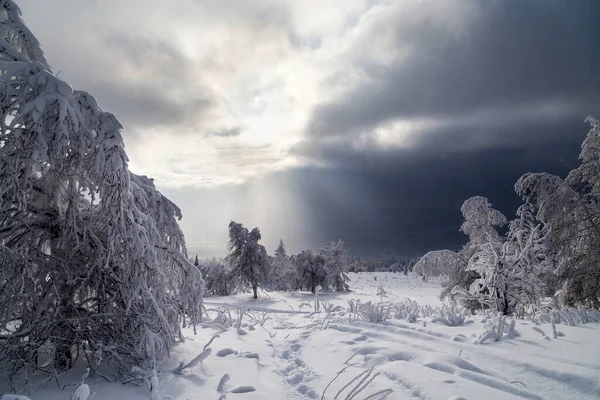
[392,300,420,323]
[349,300,392,323]
[413,250,464,281]
[0,0,203,385]
[431,306,469,326]
[475,313,518,344]
[69,369,92,400]
[534,306,600,327]
[202,307,235,332]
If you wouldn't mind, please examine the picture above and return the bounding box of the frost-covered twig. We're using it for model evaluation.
[532,327,549,340]
[334,368,372,399]
[203,334,220,351]
[320,363,362,400]
[347,371,380,400]
[172,348,211,375]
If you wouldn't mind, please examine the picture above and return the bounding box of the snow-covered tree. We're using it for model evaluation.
[320,240,349,291]
[515,118,600,308]
[454,197,512,312]
[465,237,515,313]
[465,212,547,315]
[460,196,507,257]
[292,250,327,293]
[567,116,600,198]
[413,249,465,281]
[269,239,293,290]
[437,197,506,307]
[274,239,287,259]
[563,116,600,306]
[515,174,575,296]
[0,0,203,383]
[200,258,233,296]
[225,221,269,298]
[503,205,549,312]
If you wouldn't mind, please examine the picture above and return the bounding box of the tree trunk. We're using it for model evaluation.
[253,285,258,299]
[54,281,76,370]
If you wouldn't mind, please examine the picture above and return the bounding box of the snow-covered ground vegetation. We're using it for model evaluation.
[4,272,599,399]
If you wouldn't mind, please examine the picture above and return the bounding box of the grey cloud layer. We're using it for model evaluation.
[18,0,600,256]
[291,0,600,255]
[304,0,600,156]
[20,0,292,140]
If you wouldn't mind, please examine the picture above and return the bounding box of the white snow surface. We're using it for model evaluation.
[5,272,600,400]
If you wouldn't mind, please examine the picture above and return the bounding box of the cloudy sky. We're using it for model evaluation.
[21,0,600,257]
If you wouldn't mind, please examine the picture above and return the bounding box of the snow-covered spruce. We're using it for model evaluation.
[226,221,269,299]
[0,0,203,385]
[268,239,296,291]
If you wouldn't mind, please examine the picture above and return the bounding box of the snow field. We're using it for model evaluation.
[6,272,600,400]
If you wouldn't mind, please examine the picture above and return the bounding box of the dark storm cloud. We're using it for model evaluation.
[306,0,600,144]
[282,0,600,256]
[284,115,587,257]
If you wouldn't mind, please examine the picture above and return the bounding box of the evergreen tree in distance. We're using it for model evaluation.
[274,239,287,259]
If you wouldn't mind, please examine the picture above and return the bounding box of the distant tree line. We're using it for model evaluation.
[193,222,352,298]
[346,257,416,274]
[194,222,427,298]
